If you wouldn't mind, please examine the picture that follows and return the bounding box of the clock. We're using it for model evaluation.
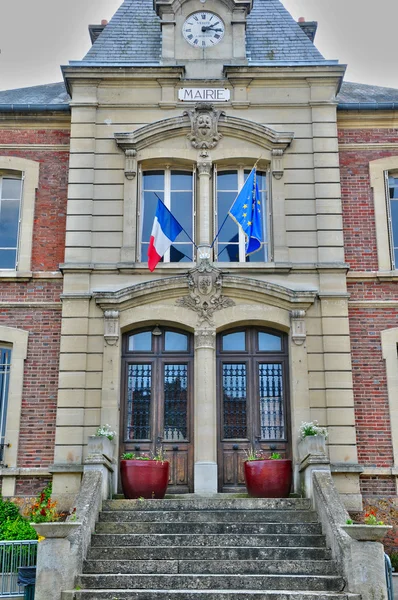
[182,11,225,48]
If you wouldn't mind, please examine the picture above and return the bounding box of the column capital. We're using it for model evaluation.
[194,328,216,350]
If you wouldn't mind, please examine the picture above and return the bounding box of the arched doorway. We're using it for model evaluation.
[121,326,194,493]
[217,326,290,492]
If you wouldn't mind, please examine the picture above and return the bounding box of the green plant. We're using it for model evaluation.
[346,518,353,524]
[95,424,116,441]
[364,510,384,525]
[389,551,398,571]
[0,518,38,541]
[269,452,282,460]
[299,420,328,439]
[25,482,59,523]
[121,449,168,462]
[0,497,20,523]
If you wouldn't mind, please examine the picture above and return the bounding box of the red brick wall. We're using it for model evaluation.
[339,123,398,496]
[0,125,69,493]
[0,128,70,270]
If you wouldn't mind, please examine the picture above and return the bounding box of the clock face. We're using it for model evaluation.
[182,12,225,48]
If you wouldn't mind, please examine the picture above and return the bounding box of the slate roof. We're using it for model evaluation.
[0,82,70,105]
[337,81,398,106]
[1,81,398,111]
[82,0,325,65]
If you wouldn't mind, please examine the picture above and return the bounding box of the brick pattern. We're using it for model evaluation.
[0,128,69,145]
[348,305,395,467]
[0,143,69,271]
[1,280,62,302]
[15,477,52,498]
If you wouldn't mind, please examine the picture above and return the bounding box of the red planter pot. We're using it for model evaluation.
[244,459,292,498]
[120,459,170,499]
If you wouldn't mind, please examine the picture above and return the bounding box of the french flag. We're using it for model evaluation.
[148,200,183,272]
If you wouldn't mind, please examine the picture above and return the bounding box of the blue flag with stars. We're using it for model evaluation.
[228,168,263,256]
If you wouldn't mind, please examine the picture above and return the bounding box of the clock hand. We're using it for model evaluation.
[201,25,223,32]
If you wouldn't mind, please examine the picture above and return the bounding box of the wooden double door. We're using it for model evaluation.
[217,327,291,492]
[121,327,194,493]
[121,326,290,494]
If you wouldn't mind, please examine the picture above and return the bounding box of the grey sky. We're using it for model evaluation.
[0,0,397,92]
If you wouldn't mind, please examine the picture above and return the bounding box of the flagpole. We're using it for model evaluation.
[153,193,198,249]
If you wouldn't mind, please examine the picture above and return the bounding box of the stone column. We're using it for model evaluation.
[194,327,217,494]
[197,152,213,246]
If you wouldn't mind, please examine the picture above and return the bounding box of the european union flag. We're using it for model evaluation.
[228,168,263,256]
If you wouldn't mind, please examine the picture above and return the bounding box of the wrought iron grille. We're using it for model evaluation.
[259,363,284,440]
[163,364,188,441]
[126,364,152,440]
[0,348,11,464]
[222,363,247,439]
[0,540,37,597]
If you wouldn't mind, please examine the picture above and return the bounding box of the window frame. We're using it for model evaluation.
[385,171,398,270]
[138,165,196,264]
[0,346,11,464]
[0,157,39,275]
[0,173,24,270]
[370,157,398,272]
[214,165,270,263]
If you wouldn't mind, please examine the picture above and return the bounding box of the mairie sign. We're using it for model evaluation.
[178,88,230,102]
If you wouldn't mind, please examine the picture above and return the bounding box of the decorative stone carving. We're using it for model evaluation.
[197,150,212,176]
[176,260,235,326]
[290,310,306,345]
[271,148,284,180]
[194,328,216,350]
[125,149,137,180]
[184,103,225,150]
[104,310,120,345]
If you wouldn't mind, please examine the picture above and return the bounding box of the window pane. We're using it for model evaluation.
[163,364,188,441]
[258,332,282,352]
[0,200,20,247]
[247,246,266,262]
[165,331,188,352]
[143,171,164,191]
[170,244,192,262]
[1,178,22,200]
[222,363,247,439]
[259,363,284,440]
[128,332,152,352]
[0,249,17,269]
[170,191,192,236]
[171,171,192,191]
[217,242,239,262]
[126,364,152,440]
[141,191,161,243]
[218,171,238,191]
[222,332,246,351]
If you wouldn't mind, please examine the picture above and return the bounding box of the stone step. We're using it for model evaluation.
[87,545,332,561]
[90,533,326,548]
[95,521,322,535]
[102,498,312,512]
[64,591,360,600]
[77,574,345,592]
[99,509,318,523]
[83,559,337,575]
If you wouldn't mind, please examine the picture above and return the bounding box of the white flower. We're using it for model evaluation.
[299,420,328,439]
[95,424,116,441]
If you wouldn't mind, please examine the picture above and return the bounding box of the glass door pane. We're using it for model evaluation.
[126,364,152,440]
[163,364,188,441]
[222,363,247,439]
[258,363,285,440]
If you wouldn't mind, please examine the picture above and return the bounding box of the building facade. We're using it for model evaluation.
[0,0,398,514]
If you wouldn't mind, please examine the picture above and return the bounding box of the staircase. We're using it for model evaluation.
[64,496,360,600]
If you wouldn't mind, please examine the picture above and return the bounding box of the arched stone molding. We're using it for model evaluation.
[0,156,39,274]
[0,325,29,496]
[115,113,293,156]
[381,327,398,483]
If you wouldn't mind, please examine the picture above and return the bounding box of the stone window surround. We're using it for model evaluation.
[381,327,398,483]
[0,325,29,497]
[369,156,398,271]
[0,156,39,276]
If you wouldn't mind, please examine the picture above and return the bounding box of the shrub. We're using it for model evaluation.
[0,497,20,523]
[0,518,37,541]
